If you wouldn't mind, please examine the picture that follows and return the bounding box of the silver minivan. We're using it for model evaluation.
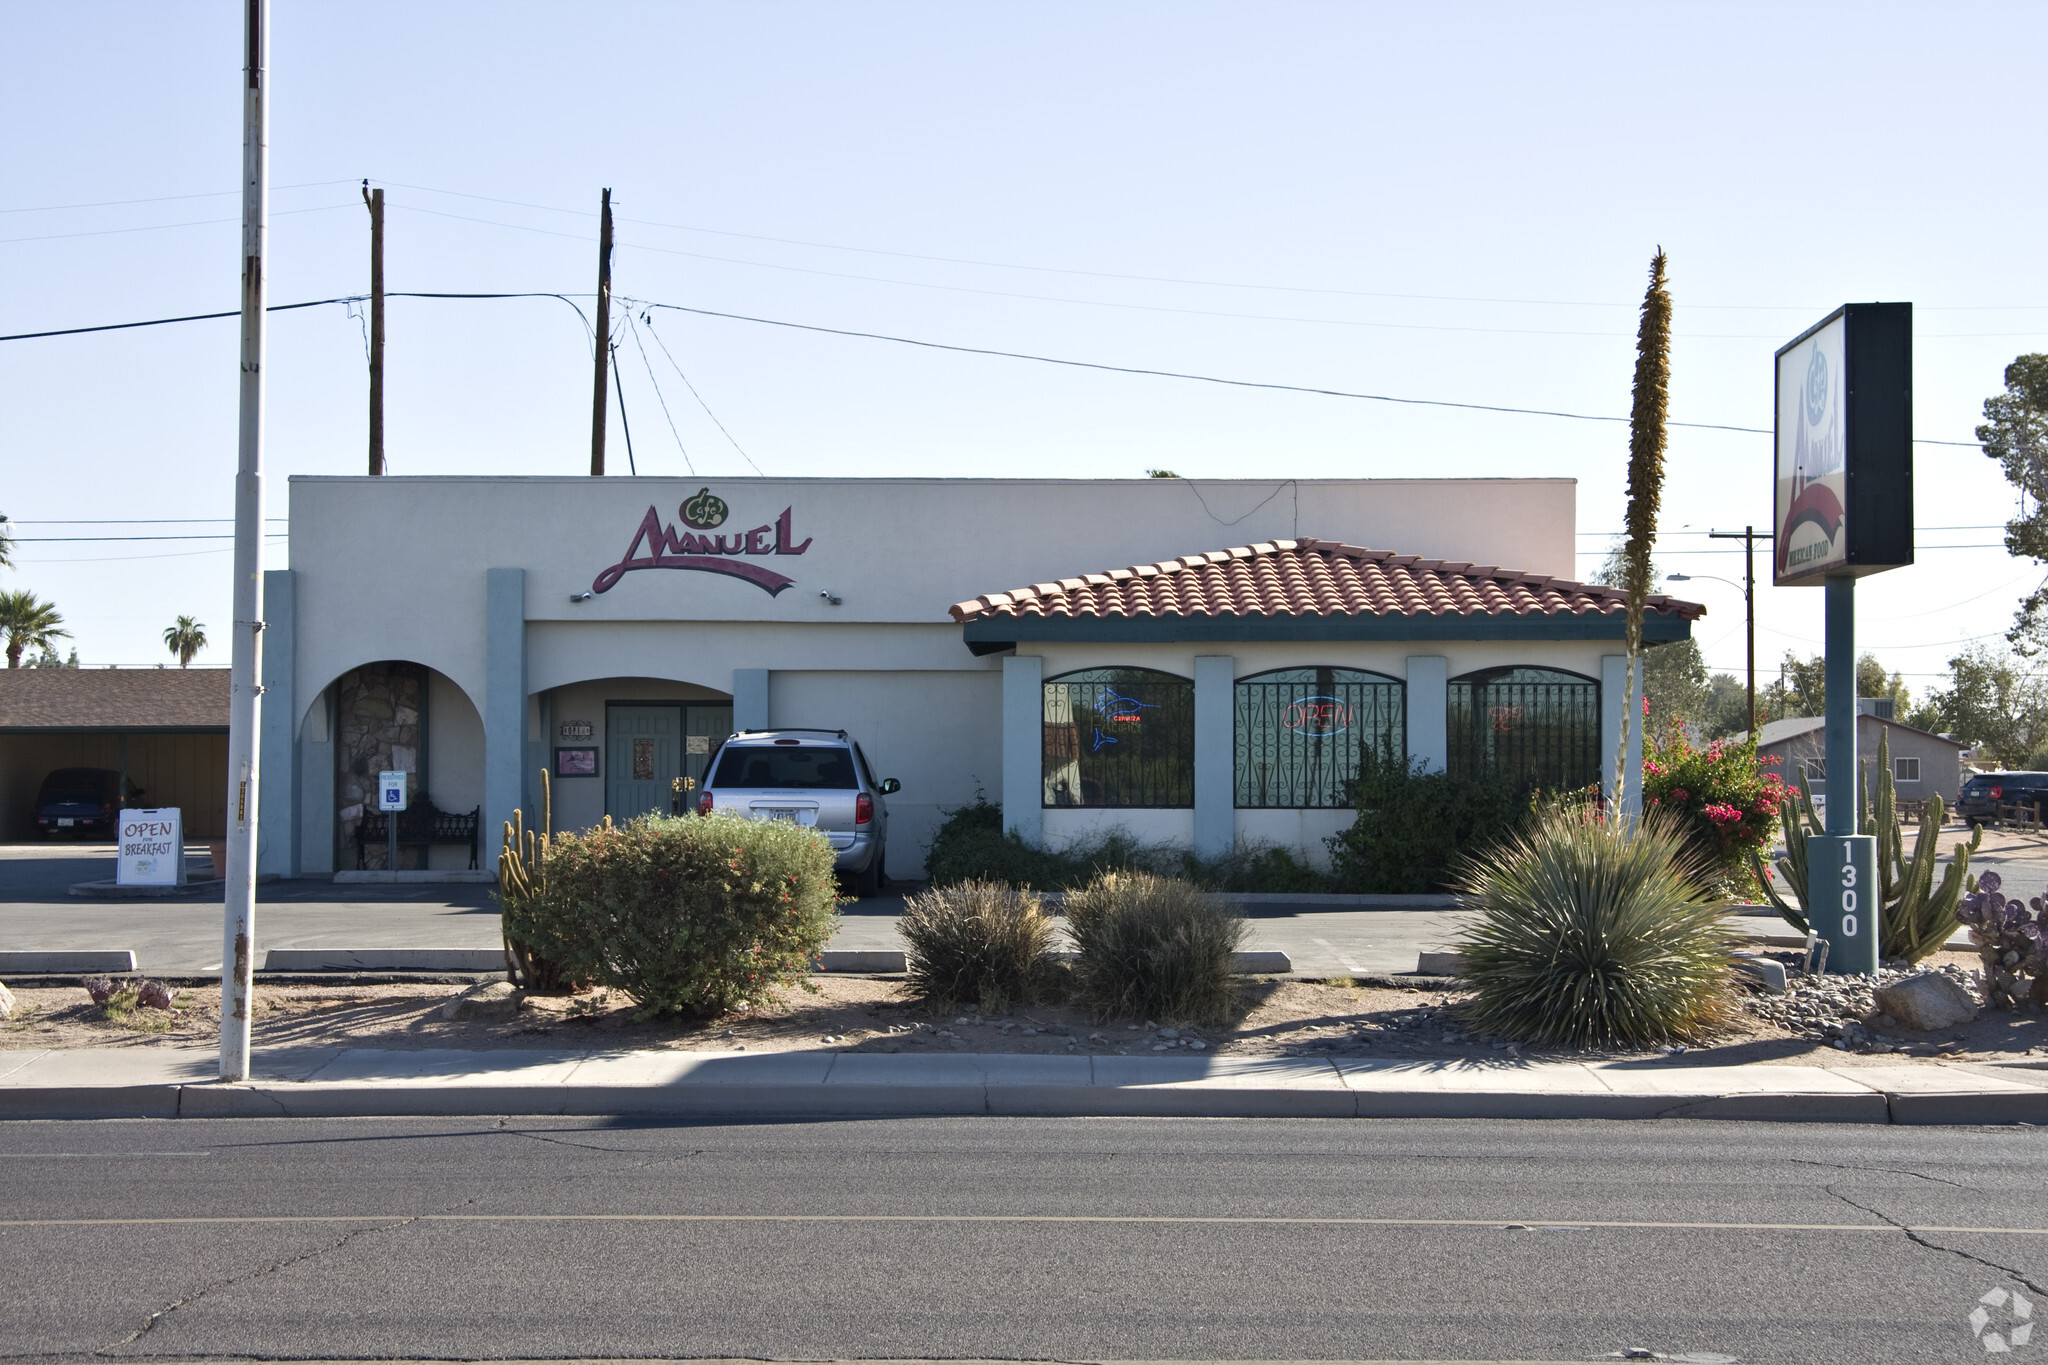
[697,729,900,895]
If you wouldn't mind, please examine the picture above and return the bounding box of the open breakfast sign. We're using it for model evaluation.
[116,808,184,887]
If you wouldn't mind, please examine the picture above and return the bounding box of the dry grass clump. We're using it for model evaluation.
[1066,872,1246,1026]
[899,880,1058,1014]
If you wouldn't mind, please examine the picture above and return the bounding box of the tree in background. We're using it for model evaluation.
[24,645,79,669]
[1762,651,1909,720]
[0,516,12,572]
[1977,354,2048,652]
[162,616,208,668]
[1593,543,1724,733]
[0,590,68,669]
[1919,644,2048,768]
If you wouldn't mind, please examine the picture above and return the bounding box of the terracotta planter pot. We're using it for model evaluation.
[209,840,228,879]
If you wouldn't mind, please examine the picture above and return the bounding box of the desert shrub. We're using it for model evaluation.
[80,975,117,1005]
[1065,872,1247,1025]
[899,880,1058,1013]
[1455,806,1740,1048]
[527,810,839,1019]
[1328,748,1533,893]
[923,797,1332,892]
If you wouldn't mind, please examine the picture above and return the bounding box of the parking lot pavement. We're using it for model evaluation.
[3,844,1470,977]
[0,844,501,973]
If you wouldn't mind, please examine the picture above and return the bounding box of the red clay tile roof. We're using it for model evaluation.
[948,539,1706,624]
[0,667,229,730]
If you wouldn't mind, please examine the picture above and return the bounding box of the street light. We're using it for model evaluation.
[1666,568,1757,736]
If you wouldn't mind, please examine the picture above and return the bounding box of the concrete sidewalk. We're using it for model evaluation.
[6,1044,2047,1124]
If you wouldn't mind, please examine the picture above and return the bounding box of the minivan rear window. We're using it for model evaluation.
[713,746,858,790]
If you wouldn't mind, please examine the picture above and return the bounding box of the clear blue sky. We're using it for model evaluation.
[5,1,2044,696]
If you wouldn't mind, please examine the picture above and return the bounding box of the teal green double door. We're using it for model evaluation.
[605,703,733,822]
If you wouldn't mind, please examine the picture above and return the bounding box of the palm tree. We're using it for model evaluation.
[163,616,208,668]
[0,590,68,669]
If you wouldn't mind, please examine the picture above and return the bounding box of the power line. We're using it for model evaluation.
[637,309,762,475]
[0,291,592,344]
[0,202,356,246]
[641,300,1982,446]
[360,179,2048,316]
[624,313,696,476]
[0,288,1993,449]
[0,179,360,216]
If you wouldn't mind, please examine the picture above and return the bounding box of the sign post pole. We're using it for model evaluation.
[1810,576,1879,975]
[1773,302,1912,977]
[220,0,269,1082]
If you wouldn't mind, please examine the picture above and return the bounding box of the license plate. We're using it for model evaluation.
[57,818,74,827]
[756,808,816,826]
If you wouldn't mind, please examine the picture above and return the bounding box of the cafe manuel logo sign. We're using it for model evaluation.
[592,488,812,596]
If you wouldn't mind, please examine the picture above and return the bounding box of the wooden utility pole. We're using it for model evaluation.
[589,187,614,476]
[1709,526,1767,735]
[361,181,385,475]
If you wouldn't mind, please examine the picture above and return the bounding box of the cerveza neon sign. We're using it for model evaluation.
[592,503,813,597]
[1089,691,1156,751]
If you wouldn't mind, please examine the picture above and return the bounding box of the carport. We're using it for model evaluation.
[0,668,229,840]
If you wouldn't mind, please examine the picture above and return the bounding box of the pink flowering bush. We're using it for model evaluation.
[1641,725,1786,898]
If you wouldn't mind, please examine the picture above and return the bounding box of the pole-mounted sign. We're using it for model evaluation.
[1773,303,1913,974]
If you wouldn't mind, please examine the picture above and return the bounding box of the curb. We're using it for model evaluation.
[6,1052,2044,1125]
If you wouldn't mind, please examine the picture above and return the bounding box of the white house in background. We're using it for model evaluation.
[254,475,1702,880]
[1758,713,1967,803]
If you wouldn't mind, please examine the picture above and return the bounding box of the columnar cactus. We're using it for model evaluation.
[1749,731,1979,961]
[498,769,575,991]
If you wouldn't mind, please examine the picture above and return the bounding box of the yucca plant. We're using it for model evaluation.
[1611,248,1672,814]
[1455,805,1739,1048]
[1066,872,1247,1026]
[899,879,1058,1013]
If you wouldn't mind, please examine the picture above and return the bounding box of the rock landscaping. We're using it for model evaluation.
[7,948,2047,1066]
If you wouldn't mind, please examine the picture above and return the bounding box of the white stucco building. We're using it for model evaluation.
[256,476,1701,879]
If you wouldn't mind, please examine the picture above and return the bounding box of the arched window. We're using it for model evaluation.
[1042,667,1194,808]
[1448,666,1601,792]
[1235,667,1405,808]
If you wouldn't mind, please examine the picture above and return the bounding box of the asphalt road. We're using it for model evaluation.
[2,1115,2043,1363]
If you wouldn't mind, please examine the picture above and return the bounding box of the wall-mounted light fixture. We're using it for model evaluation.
[569,591,594,603]
[819,590,843,606]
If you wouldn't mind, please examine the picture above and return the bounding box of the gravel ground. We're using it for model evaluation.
[6,949,2046,1065]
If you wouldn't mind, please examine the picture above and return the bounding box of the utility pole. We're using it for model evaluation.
[589,187,613,476]
[361,181,385,475]
[1708,526,1768,736]
[221,0,269,1083]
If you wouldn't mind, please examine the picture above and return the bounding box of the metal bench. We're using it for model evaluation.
[354,800,481,870]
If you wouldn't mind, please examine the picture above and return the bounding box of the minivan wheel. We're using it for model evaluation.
[853,850,881,898]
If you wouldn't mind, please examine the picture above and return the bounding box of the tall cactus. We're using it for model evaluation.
[1749,730,1980,960]
[497,769,577,991]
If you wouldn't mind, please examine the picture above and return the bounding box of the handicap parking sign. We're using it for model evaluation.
[377,770,408,812]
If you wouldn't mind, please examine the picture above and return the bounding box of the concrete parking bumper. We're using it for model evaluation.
[6,1045,2048,1124]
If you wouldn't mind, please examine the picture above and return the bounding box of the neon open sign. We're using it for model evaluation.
[1283,696,1353,736]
